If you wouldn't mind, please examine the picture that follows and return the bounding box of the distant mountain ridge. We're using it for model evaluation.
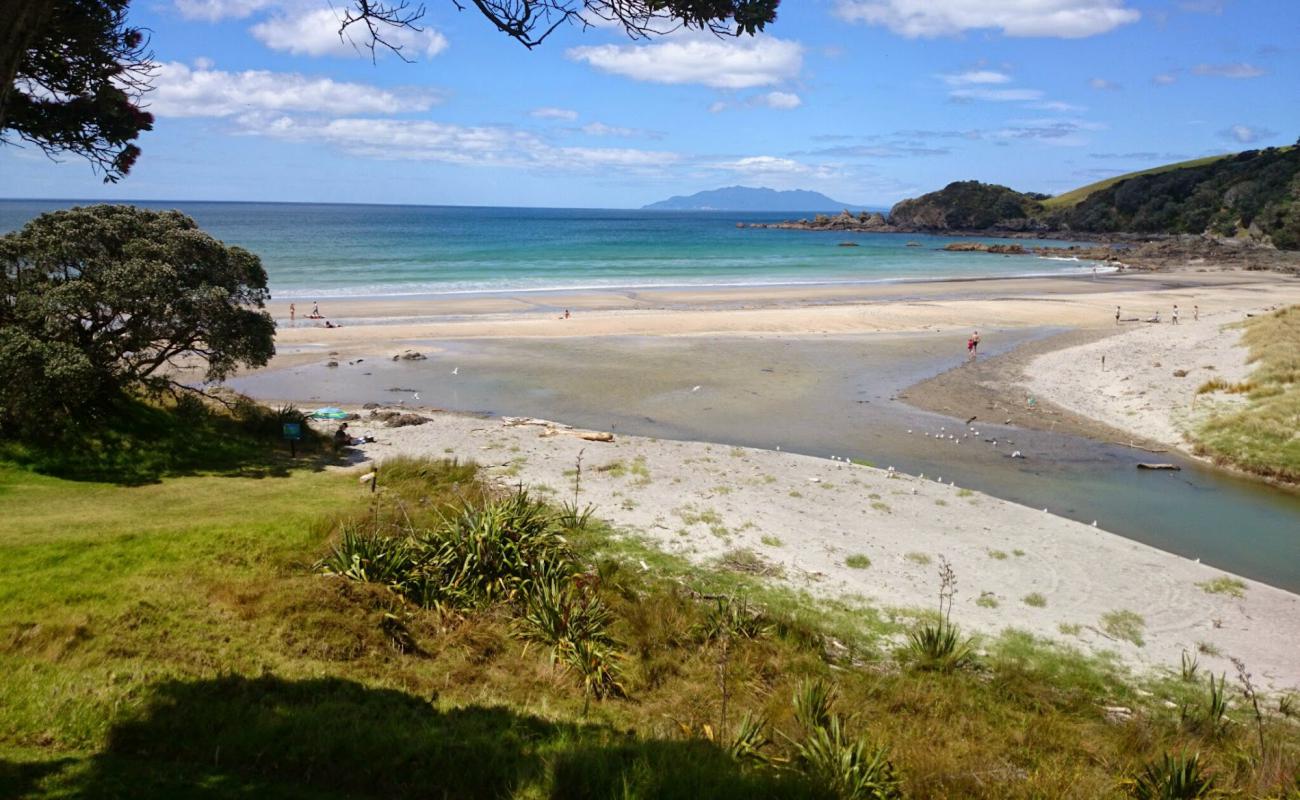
[643,186,868,212]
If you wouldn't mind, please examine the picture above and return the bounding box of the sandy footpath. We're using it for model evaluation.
[1024,309,1261,452]
[332,409,1300,691]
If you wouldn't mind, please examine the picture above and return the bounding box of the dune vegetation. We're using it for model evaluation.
[2,406,1299,799]
[1193,305,1300,484]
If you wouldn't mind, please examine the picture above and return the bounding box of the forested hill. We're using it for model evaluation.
[885,145,1300,249]
[1048,146,1299,248]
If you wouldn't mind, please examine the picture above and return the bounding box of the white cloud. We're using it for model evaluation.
[940,70,1012,85]
[580,121,659,138]
[566,36,803,89]
[173,0,274,21]
[248,115,679,172]
[150,61,438,117]
[1193,62,1266,78]
[708,101,729,114]
[531,107,579,121]
[1031,100,1087,112]
[712,155,837,179]
[251,8,448,59]
[1152,72,1178,85]
[1088,77,1120,90]
[759,91,803,109]
[1219,124,1275,144]
[835,0,1140,38]
[950,87,1045,102]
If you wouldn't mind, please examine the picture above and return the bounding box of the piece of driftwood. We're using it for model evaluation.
[1111,441,1168,453]
[502,416,572,429]
[1137,463,1181,471]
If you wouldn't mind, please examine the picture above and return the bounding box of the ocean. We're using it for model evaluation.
[0,200,1101,297]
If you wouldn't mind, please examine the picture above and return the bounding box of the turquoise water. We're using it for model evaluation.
[0,201,1101,297]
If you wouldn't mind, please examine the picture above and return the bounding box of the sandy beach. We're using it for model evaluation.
[243,266,1300,689]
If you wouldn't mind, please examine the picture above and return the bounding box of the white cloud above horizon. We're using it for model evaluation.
[940,70,1012,86]
[249,115,682,173]
[150,62,439,117]
[566,36,803,89]
[173,0,275,21]
[1193,62,1266,78]
[531,107,580,121]
[250,8,448,59]
[1219,124,1276,144]
[758,91,803,109]
[950,87,1045,102]
[834,0,1140,38]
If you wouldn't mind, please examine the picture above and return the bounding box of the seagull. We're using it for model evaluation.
[413,392,420,401]
[1092,521,1098,527]
[451,367,459,376]
[692,385,702,392]
[906,429,912,434]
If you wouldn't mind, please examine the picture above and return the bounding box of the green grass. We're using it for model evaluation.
[760,535,783,548]
[2,431,1299,797]
[1022,593,1047,608]
[904,552,931,566]
[1100,610,1147,647]
[1192,306,1300,484]
[1040,153,1234,209]
[1196,576,1247,598]
[843,555,871,570]
[975,593,999,609]
[987,550,1008,561]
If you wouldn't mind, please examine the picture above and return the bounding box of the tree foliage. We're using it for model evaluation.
[0,0,155,182]
[888,181,1048,233]
[0,205,275,434]
[347,0,779,55]
[1049,146,1300,247]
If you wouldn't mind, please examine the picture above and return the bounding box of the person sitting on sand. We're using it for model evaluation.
[967,330,980,361]
[324,320,340,329]
[333,422,374,450]
[333,422,351,451]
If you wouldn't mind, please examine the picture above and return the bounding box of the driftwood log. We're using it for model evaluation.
[1137,463,1181,471]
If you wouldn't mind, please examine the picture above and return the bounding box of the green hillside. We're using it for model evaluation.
[1041,154,1236,210]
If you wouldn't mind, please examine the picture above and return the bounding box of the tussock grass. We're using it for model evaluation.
[1193,305,1300,484]
[1197,576,1247,598]
[2,450,1299,798]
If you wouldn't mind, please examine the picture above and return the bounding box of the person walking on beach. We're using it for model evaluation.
[1194,304,1199,321]
[967,330,981,361]
[1172,305,1180,325]
[289,303,296,326]
[1115,305,1121,325]
[311,301,321,319]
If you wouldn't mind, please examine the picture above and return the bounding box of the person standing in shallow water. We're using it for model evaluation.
[967,330,980,361]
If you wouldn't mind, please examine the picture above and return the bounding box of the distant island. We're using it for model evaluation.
[643,186,871,212]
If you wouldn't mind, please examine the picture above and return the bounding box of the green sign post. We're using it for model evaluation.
[282,422,302,457]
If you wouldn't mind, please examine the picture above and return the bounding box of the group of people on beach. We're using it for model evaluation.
[1114,304,1198,325]
[288,302,341,329]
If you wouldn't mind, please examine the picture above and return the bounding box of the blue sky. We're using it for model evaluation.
[2,0,1296,208]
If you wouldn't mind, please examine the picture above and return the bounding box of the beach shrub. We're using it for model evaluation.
[1132,752,1216,799]
[0,205,274,436]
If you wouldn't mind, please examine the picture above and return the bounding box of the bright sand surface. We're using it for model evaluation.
[1025,310,1255,452]
[255,267,1300,688]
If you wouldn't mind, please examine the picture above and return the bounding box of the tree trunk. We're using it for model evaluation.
[0,0,54,132]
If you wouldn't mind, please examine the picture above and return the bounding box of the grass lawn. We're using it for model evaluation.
[1194,305,1300,484]
[2,449,1298,798]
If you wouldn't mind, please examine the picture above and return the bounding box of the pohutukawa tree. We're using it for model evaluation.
[0,0,155,181]
[0,205,276,432]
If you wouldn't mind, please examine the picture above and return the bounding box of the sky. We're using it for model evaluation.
[2,0,1297,208]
